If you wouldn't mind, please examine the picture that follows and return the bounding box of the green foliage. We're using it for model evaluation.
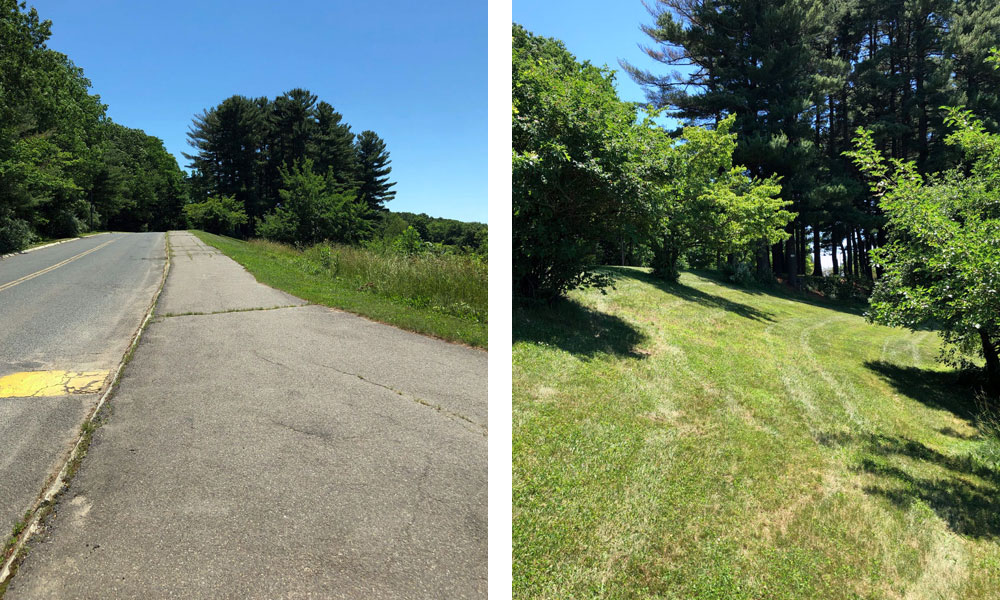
[512,24,656,299]
[184,95,268,225]
[846,111,1000,392]
[355,130,396,211]
[194,231,487,347]
[627,0,1000,281]
[379,211,487,253]
[513,25,793,298]
[650,115,795,280]
[185,89,396,239]
[0,1,186,247]
[183,195,248,237]
[0,216,35,254]
[256,159,372,246]
[391,225,424,255]
[94,122,188,232]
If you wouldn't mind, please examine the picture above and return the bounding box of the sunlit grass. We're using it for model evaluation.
[192,231,487,348]
[514,267,1000,599]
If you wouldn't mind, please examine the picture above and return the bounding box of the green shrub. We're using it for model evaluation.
[391,226,424,255]
[184,195,248,236]
[257,159,373,246]
[0,217,36,254]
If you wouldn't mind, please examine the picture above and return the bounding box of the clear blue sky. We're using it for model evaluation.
[29,0,487,223]
[514,0,683,126]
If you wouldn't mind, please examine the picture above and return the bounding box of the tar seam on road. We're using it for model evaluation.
[156,304,309,319]
[0,233,171,589]
[0,238,116,293]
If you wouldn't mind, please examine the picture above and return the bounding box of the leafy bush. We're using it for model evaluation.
[257,159,372,246]
[184,195,248,236]
[847,110,1000,392]
[0,216,36,254]
[47,208,83,238]
[727,261,756,287]
[391,225,424,255]
[513,25,641,300]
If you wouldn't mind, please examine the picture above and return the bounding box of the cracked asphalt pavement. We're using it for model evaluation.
[6,232,487,599]
[0,233,165,547]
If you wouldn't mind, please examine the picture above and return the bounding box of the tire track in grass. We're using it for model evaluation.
[799,316,867,428]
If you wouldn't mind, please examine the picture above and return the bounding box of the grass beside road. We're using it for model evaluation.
[20,230,108,252]
[191,231,487,348]
[514,267,1000,599]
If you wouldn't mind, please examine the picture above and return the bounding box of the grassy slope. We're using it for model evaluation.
[191,231,487,348]
[514,267,1000,599]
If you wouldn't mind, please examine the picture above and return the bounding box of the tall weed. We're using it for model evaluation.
[250,239,487,323]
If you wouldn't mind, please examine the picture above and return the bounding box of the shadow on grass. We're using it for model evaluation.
[851,361,1000,536]
[858,434,1000,539]
[615,267,777,323]
[686,268,870,318]
[514,297,647,359]
[818,430,1000,538]
[864,360,978,421]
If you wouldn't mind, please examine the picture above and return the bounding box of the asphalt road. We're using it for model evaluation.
[0,233,165,541]
[7,232,487,599]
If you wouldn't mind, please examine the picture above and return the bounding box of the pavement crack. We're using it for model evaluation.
[156,304,308,319]
[253,351,291,369]
[313,362,486,435]
[272,420,335,442]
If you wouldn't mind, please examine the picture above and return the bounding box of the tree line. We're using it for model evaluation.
[183,89,397,245]
[626,0,1000,282]
[513,24,793,299]
[0,0,186,253]
[0,1,483,257]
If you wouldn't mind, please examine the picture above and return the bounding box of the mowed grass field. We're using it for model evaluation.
[191,231,487,348]
[514,267,1000,599]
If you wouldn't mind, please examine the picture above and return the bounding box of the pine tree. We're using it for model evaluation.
[311,101,358,187]
[354,130,396,211]
[626,0,822,278]
[184,95,268,227]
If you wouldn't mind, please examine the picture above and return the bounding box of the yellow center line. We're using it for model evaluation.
[0,238,116,293]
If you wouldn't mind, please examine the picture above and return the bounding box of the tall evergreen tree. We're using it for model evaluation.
[184,95,268,227]
[311,101,358,187]
[626,0,823,278]
[354,130,396,211]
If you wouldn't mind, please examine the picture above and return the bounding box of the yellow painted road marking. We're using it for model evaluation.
[0,371,108,398]
[0,238,116,293]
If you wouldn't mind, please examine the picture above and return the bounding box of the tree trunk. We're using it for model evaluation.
[831,227,839,275]
[652,237,681,281]
[756,240,772,280]
[785,236,798,289]
[875,228,886,278]
[798,225,807,275]
[980,329,1000,395]
[845,231,854,277]
[852,228,862,277]
[812,226,823,276]
[863,230,875,280]
[771,242,785,276]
